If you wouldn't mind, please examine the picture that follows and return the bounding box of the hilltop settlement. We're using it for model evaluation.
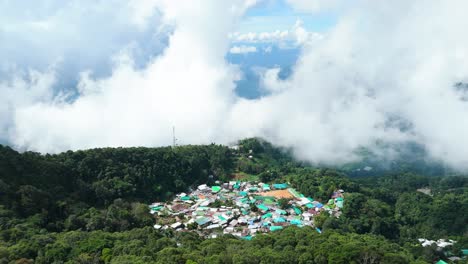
[149,181,344,239]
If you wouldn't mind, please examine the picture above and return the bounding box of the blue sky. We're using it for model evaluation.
[239,0,337,33]
[227,0,338,98]
[227,46,299,98]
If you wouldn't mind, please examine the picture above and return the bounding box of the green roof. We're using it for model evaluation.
[462,249,468,255]
[151,206,163,211]
[241,235,252,241]
[288,188,302,198]
[436,260,448,264]
[273,183,288,189]
[270,226,284,231]
[249,187,259,192]
[307,197,314,202]
[335,197,344,201]
[275,209,287,215]
[218,215,226,221]
[274,217,286,223]
[255,196,276,201]
[306,203,314,209]
[195,217,211,225]
[293,207,302,215]
[239,191,248,197]
[262,212,273,219]
[212,186,222,193]
[181,196,191,201]
[336,200,344,208]
[257,204,269,211]
[290,219,302,225]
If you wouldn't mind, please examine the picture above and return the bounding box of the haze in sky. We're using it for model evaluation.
[2,0,468,170]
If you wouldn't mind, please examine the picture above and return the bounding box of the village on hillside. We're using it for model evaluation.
[148,181,345,239]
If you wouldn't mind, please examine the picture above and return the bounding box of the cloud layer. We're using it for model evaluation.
[3,0,468,170]
[229,20,322,48]
[8,0,254,152]
[229,45,258,54]
[0,0,167,75]
[229,0,468,168]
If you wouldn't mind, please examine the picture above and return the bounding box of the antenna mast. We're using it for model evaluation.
[172,126,177,147]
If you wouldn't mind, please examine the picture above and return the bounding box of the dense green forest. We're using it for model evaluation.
[0,139,467,263]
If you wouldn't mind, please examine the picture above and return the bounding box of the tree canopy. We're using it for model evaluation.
[0,140,466,263]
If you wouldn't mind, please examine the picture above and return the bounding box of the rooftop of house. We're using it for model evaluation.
[149,181,345,239]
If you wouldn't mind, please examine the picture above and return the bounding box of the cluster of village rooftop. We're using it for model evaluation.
[417,239,468,263]
[149,181,345,240]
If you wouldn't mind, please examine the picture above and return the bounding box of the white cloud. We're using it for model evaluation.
[229,45,258,54]
[227,0,468,168]
[260,67,287,93]
[3,0,468,171]
[229,20,323,48]
[7,0,249,152]
[0,0,169,85]
[0,69,56,141]
[263,46,273,53]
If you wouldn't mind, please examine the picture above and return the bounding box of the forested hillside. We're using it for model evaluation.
[0,139,467,263]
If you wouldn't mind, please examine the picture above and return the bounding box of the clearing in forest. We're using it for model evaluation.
[257,189,294,199]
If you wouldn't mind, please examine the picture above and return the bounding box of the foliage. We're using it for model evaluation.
[0,142,467,263]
